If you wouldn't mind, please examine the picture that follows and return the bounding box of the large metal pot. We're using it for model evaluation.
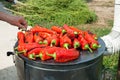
[11,38,105,80]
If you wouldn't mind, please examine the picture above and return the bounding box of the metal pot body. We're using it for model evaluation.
[14,38,105,80]
[15,54,103,80]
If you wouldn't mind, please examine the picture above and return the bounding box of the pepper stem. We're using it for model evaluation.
[14,47,18,50]
[85,44,93,53]
[16,50,26,54]
[63,43,69,49]
[74,31,78,35]
[92,44,101,49]
[74,31,78,38]
[62,29,66,34]
[50,40,56,47]
[43,40,48,44]
[28,53,35,60]
[94,37,98,40]
[39,41,43,44]
[74,42,80,49]
[36,52,41,57]
[46,52,56,60]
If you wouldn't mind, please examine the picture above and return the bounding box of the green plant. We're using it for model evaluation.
[2,0,97,27]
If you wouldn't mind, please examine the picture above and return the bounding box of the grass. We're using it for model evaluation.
[1,0,119,79]
[103,53,119,79]
[1,0,97,28]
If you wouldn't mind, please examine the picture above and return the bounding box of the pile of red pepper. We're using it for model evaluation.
[15,24,101,63]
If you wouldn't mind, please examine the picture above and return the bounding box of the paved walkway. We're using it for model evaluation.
[0,2,19,80]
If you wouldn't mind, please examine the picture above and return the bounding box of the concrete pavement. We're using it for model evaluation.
[0,21,19,80]
[0,1,19,80]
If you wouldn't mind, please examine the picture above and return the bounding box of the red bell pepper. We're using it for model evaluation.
[47,48,80,63]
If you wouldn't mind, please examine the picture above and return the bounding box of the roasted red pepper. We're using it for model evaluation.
[91,34,98,40]
[17,31,25,45]
[50,35,60,47]
[27,47,43,60]
[84,32,100,50]
[73,38,80,49]
[42,35,53,46]
[47,48,80,63]
[30,25,56,34]
[87,30,98,40]
[16,43,46,56]
[51,26,62,34]
[63,24,78,39]
[60,34,72,49]
[78,35,93,52]
[28,47,59,60]
[51,26,66,34]
[69,26,83,35]
[24,30,34,43]
[33,32,43,44]
[37,47,56,60]
[38,32,52,39]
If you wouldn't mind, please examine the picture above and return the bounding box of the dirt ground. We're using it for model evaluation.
[84,0,114,28]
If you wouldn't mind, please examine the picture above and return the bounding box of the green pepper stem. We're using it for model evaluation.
[85,44,93,53]
[63,43,69,49]
[39,41,43,44]
[14,47,18,50]
[94,37,98,40]
[92,44,101,49]
[50,40,56,47]
[62,29,66,34]
[92,43,98,49]
[16,50,26,54]
[74,42,80,49]
[43,40,48,44]
[46,52,56,60]
[98,45,101,48]
[28,53,35,60]
[74,31,78,35]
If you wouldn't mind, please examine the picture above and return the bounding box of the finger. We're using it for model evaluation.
[20,22,28,29]
[18,24,27,31]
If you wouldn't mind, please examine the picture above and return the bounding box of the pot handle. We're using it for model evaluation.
[7,51,15,63]
[7,51,14,56]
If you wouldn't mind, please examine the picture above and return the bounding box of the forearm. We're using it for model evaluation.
[112,0,120,32]
[0,12,13,23]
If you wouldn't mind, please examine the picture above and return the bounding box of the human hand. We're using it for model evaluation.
[6,15,28,30]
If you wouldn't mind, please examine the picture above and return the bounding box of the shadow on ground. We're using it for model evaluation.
[0,66,18,80]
